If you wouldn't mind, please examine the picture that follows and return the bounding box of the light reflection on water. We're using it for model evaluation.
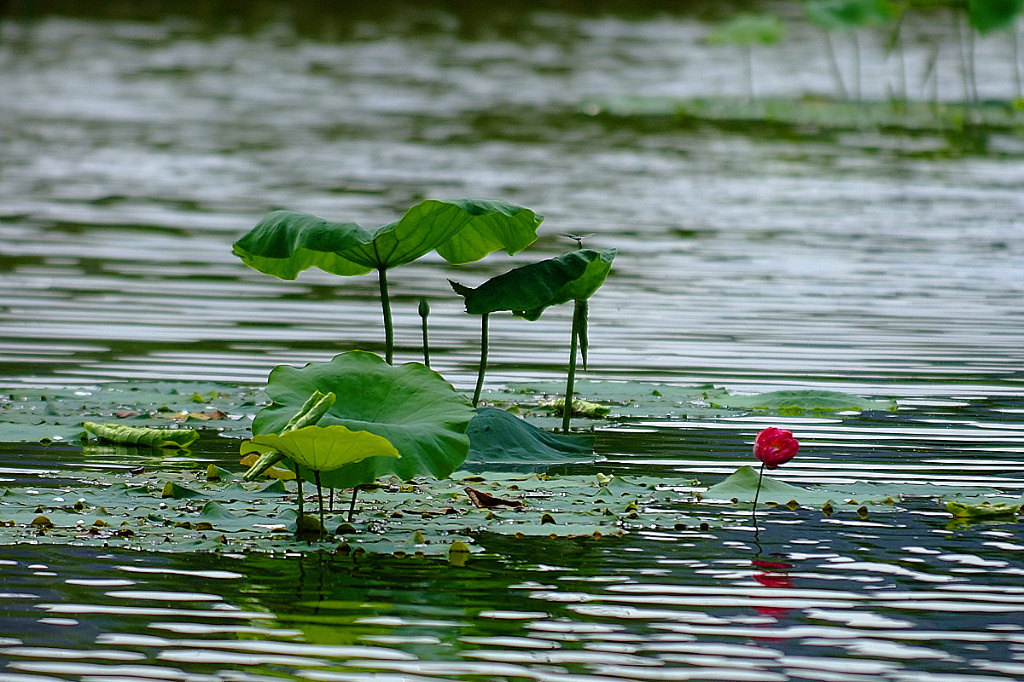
[1,3,1024,682]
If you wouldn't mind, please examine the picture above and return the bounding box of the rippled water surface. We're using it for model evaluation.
[1,3,1023,681]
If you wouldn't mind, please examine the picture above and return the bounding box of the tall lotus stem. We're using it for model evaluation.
[823,30,849,100]
[348,486,360,523]
[314,471,325,542]
[1015,25,1022,101]
[419,297,431,367]
[472,313,490,407]
[562,300,585,433]
[296,474,304,523]
[377,266,394,365]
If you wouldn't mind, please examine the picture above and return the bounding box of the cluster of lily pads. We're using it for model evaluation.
[5,198,1021,555]
[230,198,620,537]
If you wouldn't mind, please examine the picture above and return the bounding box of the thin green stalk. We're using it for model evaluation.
[823,30,849,99]
[745,44,755,101]
[752,462,765,532]
[562,300,584,433]
[967,22,977,103]
[955,10,973,103]
[296,473,304,525]
[1015,23,1023,101]
[852,30,861,102]
[348,486,360,523]
[314,471,325,542]
[377,266,394,365]
[472,313,489,408]
[418,297,430,367]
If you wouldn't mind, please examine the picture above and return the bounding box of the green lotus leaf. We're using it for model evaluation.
[232,210,375,279]
[251,425,399,473]
[449,249,604,315]
[803,0,894,31]
[520,248,615,320]
[83,422,198,449]
[233,199,543,278]
[968,0,1024,33]
[253,351,476,489]
[704,466,808,505]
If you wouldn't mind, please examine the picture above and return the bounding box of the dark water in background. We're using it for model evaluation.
[1,2,1024,680]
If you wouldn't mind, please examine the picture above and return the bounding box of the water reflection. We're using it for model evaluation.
[3,517,1022,681]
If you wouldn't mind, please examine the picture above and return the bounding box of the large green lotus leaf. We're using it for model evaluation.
[520,249,616,320]
[253,351,475,488]
[464,408,594,468]
[968,0,1024,33]
[341,199,543,269]
[234,199,542,278]
[251,425,399,473]
[232,210,375,279]
[450,250,602,316]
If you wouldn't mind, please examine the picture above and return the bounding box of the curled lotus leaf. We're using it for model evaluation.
[83,422,198,449]
[251,425,399,473]
[233,198,543,279]
[450,248,616,320]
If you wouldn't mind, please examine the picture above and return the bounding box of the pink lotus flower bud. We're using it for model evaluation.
[753,427,798,469]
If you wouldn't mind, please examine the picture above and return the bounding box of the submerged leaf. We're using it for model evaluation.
[83,422,198,449]
[946,500,1021,518]
[465,408,594,467]
[251,425,399,473]
[708,389,895,413]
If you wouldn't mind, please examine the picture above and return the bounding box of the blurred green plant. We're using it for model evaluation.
[707,13,787,100]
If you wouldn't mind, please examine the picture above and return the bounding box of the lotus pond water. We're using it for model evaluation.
[2,2,1024,682]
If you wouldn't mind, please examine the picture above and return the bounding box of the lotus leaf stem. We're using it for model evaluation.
[472,313,490,407]
[296,473,304,525]
[377,265,394,365]
[822,30,849,100]
[562,300,585,433]
[314,471,325,542]
[348,486,359,523]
